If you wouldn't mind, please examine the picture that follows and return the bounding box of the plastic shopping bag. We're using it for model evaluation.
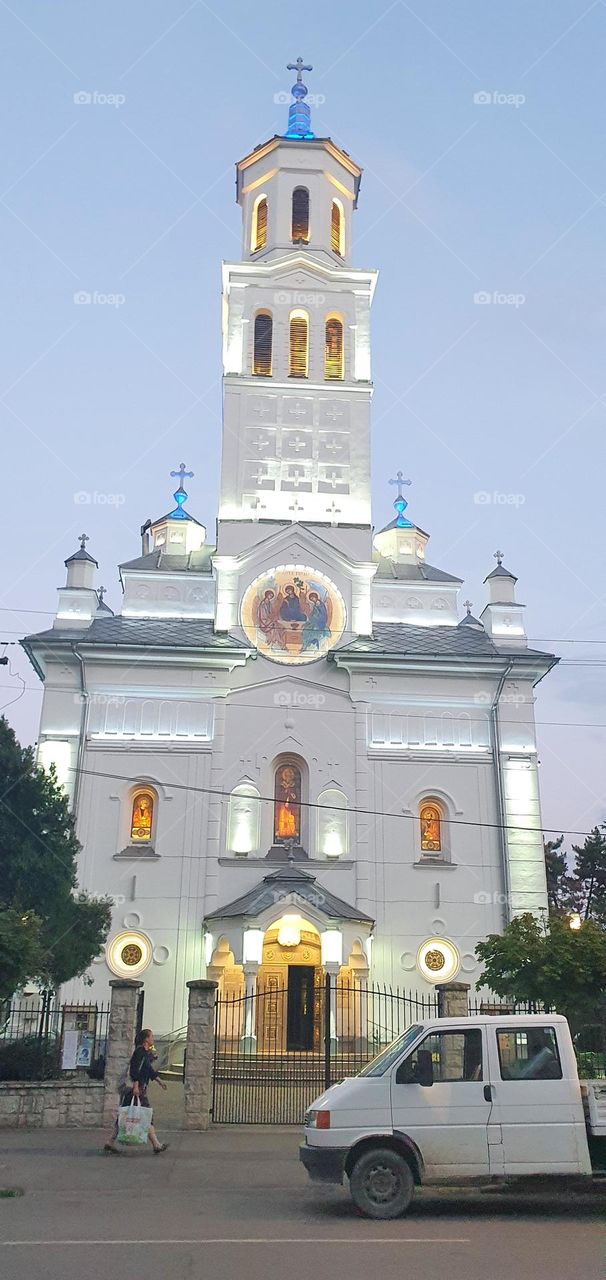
[117,1098,152,1146]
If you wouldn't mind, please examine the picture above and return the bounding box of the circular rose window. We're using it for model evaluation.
[107,931,152,978]
[417,937,460,984]
[241,564,346,664]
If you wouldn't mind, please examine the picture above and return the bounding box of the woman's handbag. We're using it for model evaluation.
[117,1097,152,1146]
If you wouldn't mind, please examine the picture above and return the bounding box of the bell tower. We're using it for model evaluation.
[217,61,378,546]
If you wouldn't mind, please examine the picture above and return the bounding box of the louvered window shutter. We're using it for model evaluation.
[254,198,268,251]
[289,314,309,377]
[291,187,310,242]
[253,313,272,376]
[325,318,344,380]
[331,201,343,255]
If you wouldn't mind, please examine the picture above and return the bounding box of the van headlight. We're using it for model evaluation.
[305,1109,330,1129]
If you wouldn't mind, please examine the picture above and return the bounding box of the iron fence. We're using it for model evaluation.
[212,978,438,1124]
[0,996,110,1081]
[468,995,606,1079]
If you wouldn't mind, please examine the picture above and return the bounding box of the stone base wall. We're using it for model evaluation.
[0,1079,104,1129]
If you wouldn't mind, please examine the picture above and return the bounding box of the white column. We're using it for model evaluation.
[241,962,259,1050]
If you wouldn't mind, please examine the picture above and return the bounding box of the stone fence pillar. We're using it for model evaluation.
[184,979,218,1131]
[436,981,470,1019]
[102,979,143,1125]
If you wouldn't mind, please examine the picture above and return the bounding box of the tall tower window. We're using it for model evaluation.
[252,311,273,376]
[325,316,344,380]
[289,310,309,377]
[251,194,268,252]
[291,187,310,242]
[130,789,155,843]
[331,199,345,256]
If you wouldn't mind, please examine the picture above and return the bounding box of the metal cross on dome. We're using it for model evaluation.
[287,57,313,84]
[389,471,413,528]
[78,533,89,550]
[494,549,504,566]
[464,599,473,614]
[170,463,194,513]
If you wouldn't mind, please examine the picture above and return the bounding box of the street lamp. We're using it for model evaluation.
[569,912,582,931]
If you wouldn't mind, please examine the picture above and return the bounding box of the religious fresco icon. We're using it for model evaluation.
[241,565,346,664]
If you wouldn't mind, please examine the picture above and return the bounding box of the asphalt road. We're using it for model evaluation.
[1,1126,604,1280]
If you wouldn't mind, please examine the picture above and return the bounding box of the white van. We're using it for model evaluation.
[299,1013,606,1218]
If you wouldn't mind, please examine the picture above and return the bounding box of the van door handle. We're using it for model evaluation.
[483,1084,493,1102]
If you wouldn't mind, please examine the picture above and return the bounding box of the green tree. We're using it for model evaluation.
[571,826,606,925]
[0,716,111,993]
[476,913,606,1034]
[0,908,42,1003]
[544,835,574,914]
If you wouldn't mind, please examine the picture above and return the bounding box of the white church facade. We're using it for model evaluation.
[23,67,556,1038]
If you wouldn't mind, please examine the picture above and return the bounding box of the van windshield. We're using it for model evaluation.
[358,1025,424,1078]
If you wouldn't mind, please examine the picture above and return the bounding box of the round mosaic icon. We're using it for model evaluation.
[121,942,143,967]
[241,564,346,664]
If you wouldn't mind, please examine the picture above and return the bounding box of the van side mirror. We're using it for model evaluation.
[395,1048,434,1086]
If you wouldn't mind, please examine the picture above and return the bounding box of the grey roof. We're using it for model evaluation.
[65,547,98,567]
[373,554,462,584]
[332,622,552,660]
[376,518,430,537]
[485,563,517,583]
[458,612,484,630]
[205,864,373,924]
[120,547,215,573]
[23,615,249,651]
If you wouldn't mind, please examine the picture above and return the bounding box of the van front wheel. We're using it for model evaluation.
[349,1147,414,1219]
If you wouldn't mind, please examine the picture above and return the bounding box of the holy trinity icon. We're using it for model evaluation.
[241,565,346,664]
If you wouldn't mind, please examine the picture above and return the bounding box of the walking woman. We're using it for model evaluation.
[104,1028,169,1154]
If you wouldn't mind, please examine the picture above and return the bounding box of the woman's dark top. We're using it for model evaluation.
[120,1045,160,1107]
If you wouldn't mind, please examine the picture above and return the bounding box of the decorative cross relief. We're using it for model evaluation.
[287,401,308,419]
[288,467,306,488]
[252,401,272,417]
[324,436,344,454]
[326,500,341,524]
[326,469,342,490]
[286,434,307,452]
[365,676,378,687]
[249,496,267,519]
[289,497,304,518]
[325,407,343,422]
[251,434,270,452]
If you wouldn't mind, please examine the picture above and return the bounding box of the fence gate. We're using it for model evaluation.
[211,977,438,1124]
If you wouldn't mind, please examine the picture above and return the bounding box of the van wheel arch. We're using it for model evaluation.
[345,1134,423,1185]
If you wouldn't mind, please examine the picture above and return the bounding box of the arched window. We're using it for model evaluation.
[130,790,154,843]
[274,762,302,844]
[251,194,268,252]
[317,787,348,858]
[331,199,344,256]
[289,309,309,377]
[325,316,344,380]
[291,187,310,242]
[252,311,272,376]
[227,782,261,855]
[420,802,442,853]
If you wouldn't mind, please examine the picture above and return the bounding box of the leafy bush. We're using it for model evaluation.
[0,1035,60,1081]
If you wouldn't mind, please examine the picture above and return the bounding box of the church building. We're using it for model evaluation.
[22,65,557,1039]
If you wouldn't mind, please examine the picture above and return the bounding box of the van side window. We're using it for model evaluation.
[404,1029,483,1083]
[497,1027,562,1081]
